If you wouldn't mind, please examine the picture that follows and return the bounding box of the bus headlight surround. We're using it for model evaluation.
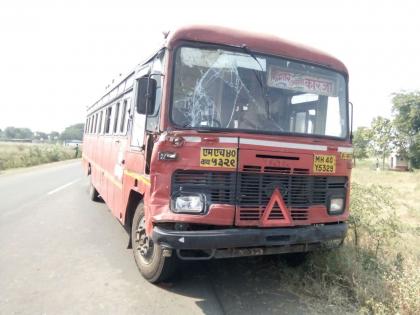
[171,193,205,214]
[329,196,345,214]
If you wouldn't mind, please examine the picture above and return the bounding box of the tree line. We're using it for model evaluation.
[0,123,84,142]
[353,91,420,168]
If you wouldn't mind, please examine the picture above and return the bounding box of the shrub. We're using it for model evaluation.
[0,143,78,171]
[282,182,419,314]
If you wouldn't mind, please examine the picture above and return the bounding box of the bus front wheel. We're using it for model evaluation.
[131,202,177,283]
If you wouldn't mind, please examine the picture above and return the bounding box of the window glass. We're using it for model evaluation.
[94,113,98,134]
[124,99,131,133]
[171,46,347,138]
[89,116,94,133]
[120,100,128,133]
[104,107,112,134]
[146,53,164,131]
[113,103,120,134]
[98,111,103,134]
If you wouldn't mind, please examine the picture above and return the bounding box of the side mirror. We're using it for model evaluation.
[136,77,157,115]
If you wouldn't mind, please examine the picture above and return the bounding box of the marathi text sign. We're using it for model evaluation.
[267,65,337,97]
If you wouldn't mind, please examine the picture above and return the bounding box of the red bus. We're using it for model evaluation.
[82,25,352,283]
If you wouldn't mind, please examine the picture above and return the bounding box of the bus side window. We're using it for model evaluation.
[90,116,94,133]
[104,107,112,134]
[120,99,128,133]
[98,111,103,134]
[113,102,120,134]
[94,113,98,134]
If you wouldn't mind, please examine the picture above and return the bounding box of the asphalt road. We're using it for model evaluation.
[0,160,311,315]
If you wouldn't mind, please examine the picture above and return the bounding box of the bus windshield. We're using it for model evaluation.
[171,46,348,138]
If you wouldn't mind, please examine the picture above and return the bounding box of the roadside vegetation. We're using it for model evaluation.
[281,159,419,314]
[0,123,84,171]
[0,142,80,171]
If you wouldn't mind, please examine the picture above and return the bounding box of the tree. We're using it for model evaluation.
[34,131,48,141]
[352,126,371,166]
[369,117,394,169]
[392,91,420,168]
[49,131,60,141]
[0,128,3,139]
[60,123,84,141]
[4,127,33,139]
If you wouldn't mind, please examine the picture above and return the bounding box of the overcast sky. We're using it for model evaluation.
[0,0,419,133]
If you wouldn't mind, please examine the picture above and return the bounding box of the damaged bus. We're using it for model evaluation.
[82,25,353,283]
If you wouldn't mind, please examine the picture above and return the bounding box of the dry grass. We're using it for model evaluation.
[353,159,420,259]
[280,158,420,314]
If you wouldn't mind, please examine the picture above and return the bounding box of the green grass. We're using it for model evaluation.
[0,142,80,171]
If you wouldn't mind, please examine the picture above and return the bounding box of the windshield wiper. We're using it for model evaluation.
[240,44,271,118]
[182,123,214,133]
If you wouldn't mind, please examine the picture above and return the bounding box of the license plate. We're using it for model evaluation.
[200,148,237,168]
[313,154,336,173]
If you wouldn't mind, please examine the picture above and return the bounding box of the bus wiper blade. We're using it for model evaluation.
[195,128,216,133]
[240,44,271,117]
[181,123,214,133]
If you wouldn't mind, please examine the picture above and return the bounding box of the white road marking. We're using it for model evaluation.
[47,179,81,196]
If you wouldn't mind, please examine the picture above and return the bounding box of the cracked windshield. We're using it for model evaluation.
[172,46,347,138]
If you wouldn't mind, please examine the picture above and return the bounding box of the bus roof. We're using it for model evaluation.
[166,25,348,75]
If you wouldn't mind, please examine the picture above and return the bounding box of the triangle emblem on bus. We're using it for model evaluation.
[260,188,293,225]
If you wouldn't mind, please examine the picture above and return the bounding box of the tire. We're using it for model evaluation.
[131,202,177,283]
[89,177,100,201]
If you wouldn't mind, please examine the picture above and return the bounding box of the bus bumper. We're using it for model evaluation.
[152,223,347,258]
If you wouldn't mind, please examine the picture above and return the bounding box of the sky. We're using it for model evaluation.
[0,0,419,133]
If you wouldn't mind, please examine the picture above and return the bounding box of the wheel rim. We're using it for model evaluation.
[134,217,155,265]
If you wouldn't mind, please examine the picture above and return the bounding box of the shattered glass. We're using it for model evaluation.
[172,46,348,138]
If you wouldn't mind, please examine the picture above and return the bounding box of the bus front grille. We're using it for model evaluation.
[172,169,347,224]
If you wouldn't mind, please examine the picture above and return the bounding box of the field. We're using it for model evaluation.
[353,159,420,256]
[0,142,80,171]
[281,159,420,314]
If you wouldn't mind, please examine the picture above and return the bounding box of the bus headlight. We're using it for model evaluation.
[172,194,205,214]
[329,197,344,214]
